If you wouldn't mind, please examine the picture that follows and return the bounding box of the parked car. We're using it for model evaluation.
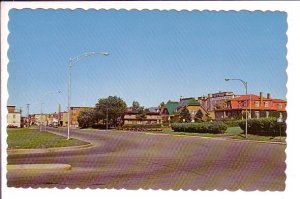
[7,124,18,128]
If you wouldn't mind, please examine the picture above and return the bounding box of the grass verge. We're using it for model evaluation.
[7,128,89,149]
[159,126,285,143]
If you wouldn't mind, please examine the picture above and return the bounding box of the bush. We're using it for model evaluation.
[238,117,286,136]
[122,124,162,131]
[221,119,243,127]
[171,121,227,134]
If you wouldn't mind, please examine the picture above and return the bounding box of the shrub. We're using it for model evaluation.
[171,121,227,134]
[222,119,243,127]
[122,124,162,131]
[238,117,286,136]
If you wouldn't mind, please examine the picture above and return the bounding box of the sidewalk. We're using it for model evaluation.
[7,143,93,155]
[7,164,72,172]
[139,131,286,145]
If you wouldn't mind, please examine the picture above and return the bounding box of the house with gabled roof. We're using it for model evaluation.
[160,101,179,125]
[160,97,211,123]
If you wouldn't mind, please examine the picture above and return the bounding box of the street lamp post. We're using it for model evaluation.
[225,78,248,138]
[67,52,109,140]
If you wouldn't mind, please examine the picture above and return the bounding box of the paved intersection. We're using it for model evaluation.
[7,128,286,190]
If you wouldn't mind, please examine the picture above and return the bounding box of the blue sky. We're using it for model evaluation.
[7,10,287,115]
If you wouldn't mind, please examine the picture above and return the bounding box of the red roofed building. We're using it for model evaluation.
[215,92,286,120]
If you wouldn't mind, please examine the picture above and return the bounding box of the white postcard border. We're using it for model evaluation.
[1,1,300,199]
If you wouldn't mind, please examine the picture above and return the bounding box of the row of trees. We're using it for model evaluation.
[77,96,150,129]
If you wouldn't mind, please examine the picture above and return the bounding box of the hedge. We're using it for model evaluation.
[121,123,162,131]
[222,119,244,127]
[171,121,228,134]
[238,117,286,136]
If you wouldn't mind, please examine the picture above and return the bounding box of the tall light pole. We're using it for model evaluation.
[67,52,109,140]
[26,103,30,127]
[225,78,248,138]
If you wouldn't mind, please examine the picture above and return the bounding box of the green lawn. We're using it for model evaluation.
[7,128,89,149]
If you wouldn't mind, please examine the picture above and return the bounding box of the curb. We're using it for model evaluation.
[119,130,286,145]
[7,164,72,171]
[7,143,93,155]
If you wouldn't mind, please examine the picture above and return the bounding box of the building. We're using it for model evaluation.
[198,91,237,111]
[174,97,210,122]
[214,92,287,120]
[58,111,68,127]
[34,114,49,126]
[48,113,59,126]
[70,107,94,128]
[7,106,21,128]
[160,101,179,124]
[160,98,210,123]
[123,107,162,125]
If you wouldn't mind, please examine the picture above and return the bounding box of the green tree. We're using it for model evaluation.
[179,107,191,123]
[132,101,140,110]
[194,110,204,122]
[136,106,147,120]
[77,109,96,128]
[132,100,147,121]
[96,96,127,127]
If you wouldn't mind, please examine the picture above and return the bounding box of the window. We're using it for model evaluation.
[13,114,16,119]
[255,101,260,107]
[278,104,282,109]
[265,102,269,108]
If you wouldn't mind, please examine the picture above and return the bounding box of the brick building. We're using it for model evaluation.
[214,92,286,120]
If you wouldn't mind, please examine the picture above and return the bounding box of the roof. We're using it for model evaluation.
[177,98,199,108]
[147,107,160,113]
[230,94,272,101]
[165,101,179,115]
[272,99,287,103]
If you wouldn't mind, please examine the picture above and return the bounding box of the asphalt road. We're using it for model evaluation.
[7,128,286,190]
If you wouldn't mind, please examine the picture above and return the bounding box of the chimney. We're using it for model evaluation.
[267,93,271,99]
[260,92,263,106]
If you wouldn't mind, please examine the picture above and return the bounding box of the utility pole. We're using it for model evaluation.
[106,106,108,130]
[26,104,30,127]
[58,104,61,127]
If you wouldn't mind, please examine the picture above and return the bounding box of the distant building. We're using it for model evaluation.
[58,111,68,127]
[160,97,210,123]
[174,97,210,122]
[214,92,287,120]
[48,113,59,126]
[7,106,21,128]
[70,107,94,128]
[34,114,48,126]
[123,107,162,125]
[160,101,179,124]
[198,91,236,111]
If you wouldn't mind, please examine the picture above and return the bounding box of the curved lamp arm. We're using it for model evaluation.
[69,52,109,67]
